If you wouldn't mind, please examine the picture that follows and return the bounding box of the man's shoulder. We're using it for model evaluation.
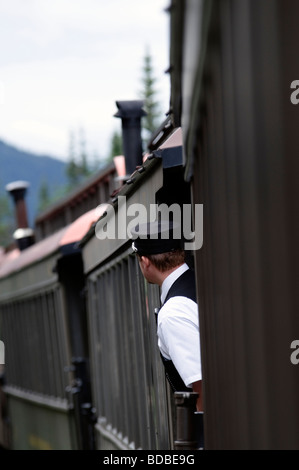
[158,296,198,327]
[165,268,197,303]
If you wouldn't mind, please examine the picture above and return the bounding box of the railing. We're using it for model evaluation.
[0,285,71,398]
[86,248,173,450]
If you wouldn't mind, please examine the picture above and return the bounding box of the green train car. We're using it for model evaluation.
[0,208,100,449]
[0,112,192,450]
[1,0,299,450]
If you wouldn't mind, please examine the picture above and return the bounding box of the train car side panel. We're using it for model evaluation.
[170,0,299,449]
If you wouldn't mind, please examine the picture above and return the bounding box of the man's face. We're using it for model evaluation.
[137,255,147,279]
[137,255,156,284]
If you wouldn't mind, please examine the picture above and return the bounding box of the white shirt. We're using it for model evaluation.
[157,263,202,388]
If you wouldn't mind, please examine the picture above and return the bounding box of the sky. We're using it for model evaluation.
[0,0,170,163]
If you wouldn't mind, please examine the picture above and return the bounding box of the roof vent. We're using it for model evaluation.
[114,100,146,176]
[5,180,34,250]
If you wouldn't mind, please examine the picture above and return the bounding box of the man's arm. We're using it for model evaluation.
[192,380,203,411]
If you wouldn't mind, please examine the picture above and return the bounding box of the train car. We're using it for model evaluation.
[0,100,198,450]
[80,119,195,450]
[0,170,116,450]
[0,202,105,450]
[1,0,298,451]
[168,0,299,449]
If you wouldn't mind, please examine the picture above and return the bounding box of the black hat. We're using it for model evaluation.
[130,220,183,255]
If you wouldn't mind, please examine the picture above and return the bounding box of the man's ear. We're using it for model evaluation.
[140,255,151,268]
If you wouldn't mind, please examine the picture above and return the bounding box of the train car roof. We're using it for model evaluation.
[0,205,107,279]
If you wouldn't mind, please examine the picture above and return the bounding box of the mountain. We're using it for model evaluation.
[0,140,68,227]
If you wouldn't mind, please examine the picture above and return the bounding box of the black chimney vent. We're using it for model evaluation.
[5,180,35,251]
[114,100,146,176]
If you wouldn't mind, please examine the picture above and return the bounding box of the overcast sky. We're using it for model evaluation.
[0,0,170,162]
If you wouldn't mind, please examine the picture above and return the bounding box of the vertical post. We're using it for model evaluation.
[174,391,204,450]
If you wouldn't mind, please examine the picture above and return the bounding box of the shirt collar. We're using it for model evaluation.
[160,263,189,304]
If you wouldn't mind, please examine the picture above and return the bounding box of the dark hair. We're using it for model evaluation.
[143,249,185,272]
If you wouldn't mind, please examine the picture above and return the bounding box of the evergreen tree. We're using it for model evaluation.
[66,127,92,189]
[139,47,163,147]
[38,180,51,213]
[90,149,102,171]
[66,129,81,188]
[78,127,90,177]
[0,193,14,247]
[108,130,123,162]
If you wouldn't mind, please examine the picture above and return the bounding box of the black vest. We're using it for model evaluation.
[159,268,197,392]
